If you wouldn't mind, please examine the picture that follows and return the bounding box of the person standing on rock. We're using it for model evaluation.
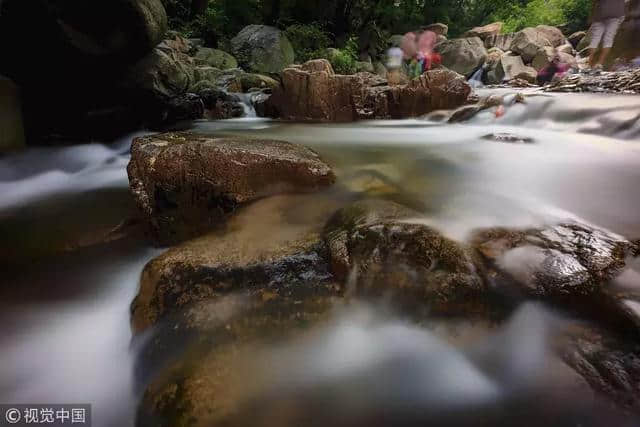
[587,0,626,70]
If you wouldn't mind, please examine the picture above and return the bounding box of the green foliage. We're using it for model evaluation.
[323,37,359,74]
[285,23,332,63]
[490,0,592,33]
[161,0,592,54]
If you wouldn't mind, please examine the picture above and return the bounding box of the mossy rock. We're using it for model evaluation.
[194,48,238,70]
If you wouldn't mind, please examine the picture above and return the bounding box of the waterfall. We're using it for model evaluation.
[468,67,485,88]
[233,92,257,118]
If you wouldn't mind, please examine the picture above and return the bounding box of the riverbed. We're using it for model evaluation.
[1,91,639,426]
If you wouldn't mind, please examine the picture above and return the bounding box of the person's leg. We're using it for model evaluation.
[596,17,624,67]
[588,22,605,67]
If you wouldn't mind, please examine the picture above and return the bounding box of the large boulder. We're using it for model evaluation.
[532,47,577,71]
[470,222,637,298]
[127,132,336,245]
[484,33,516,51]
[436,37,488,77]
[267,60,471,121]
[0,0,167,74]
[0,76,25,153]
[423,23,449,36]
[577,30,592,52]
[568,31,587,48]
[137,294,337,427]
[486,53,536,84]
[122,35,196,100]
[0,0,169,143]
[231,25,295,74]
[194,47,238,70]
[463,22,503,40]
[511,26,566,63]
[324,199,485,306]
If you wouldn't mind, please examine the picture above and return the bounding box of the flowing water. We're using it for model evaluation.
[1,91,640,426]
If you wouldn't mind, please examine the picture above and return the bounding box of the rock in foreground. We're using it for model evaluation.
[471,222,636,298]
[127,132,335,245]
[267,59,471,122]
[324,199,485,307]
[131,195,342,332]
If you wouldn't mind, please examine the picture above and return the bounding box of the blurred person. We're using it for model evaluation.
[537,53,572,85]
[587,0,626,71]
[416,31,442,72]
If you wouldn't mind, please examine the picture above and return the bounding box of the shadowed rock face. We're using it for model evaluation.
[324,200,486,306]
[471,222,637,298]
[561,323,640,413]
[127,132,336,245]
[267,60,471,122]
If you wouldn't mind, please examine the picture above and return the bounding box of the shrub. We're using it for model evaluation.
[285,23,332,63]
[322,37,359,74]
[492,0,592,33]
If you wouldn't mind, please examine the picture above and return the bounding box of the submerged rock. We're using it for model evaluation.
[323,199,485,306]
[481,133,535,144]
[471,222,636,298]
[267,59,471,121]
[562,323,640,413]
[127,132,335,245]
[131,194,342,332]
[137,295,337,427]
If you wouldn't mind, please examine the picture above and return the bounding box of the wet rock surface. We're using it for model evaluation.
[324,199,485,306]
[127,132,335,245]
[471,222,637,298]
[130,195,342,332]
[267,59,471,121]
[136,295,338,427]
[562,323,640,413]
[481,132,535,144]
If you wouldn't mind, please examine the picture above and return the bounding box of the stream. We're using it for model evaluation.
[1,91,640,426]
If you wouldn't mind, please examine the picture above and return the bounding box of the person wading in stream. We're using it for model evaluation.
[587,0,626,71]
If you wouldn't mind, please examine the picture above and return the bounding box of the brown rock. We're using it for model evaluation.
[130,194,342,332]
[484,33,516,51]
[127,132,335,245]
[470,222,636,298]
[511,26,566,63]
[324,199,485,307]
[423,23,449,36]
[463,22,503,40]
[267,59,471,121]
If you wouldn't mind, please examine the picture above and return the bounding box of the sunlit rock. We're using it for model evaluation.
[127,132,336,245]
[267,59,471,121]
[471,222,637,298]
